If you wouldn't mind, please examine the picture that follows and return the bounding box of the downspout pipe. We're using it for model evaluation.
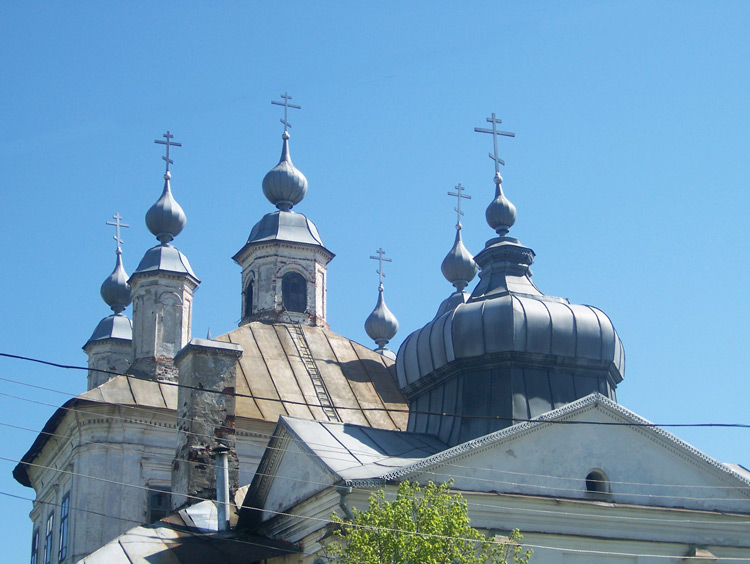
[214,446,231,531]
[336,485,354,520]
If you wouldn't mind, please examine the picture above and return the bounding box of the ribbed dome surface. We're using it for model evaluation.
[262,134,308,211]
[397,293,625,389]
[146,174,186,244]
[85,313,133,345]
[100,252,132,313]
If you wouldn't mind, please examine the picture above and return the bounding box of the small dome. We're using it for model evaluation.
[440,229,478,291]
[100,252,132,314]
[262,133,308,211]
[132,244,198,280]
[246,211,325,247]
[146,172,187,244]
[365,284,399,350]
[485,172,516,236]
[85,313,133,346]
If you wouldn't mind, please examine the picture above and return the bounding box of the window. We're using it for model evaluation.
[282,272,306,313]
[148,487,171,523]
[244,280,254,318]
[58,493,69,561]
[43,513,53,564]
[585,469,610,495]
[30,528,39,564]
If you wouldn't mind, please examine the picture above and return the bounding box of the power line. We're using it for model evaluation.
[3,352,750,428]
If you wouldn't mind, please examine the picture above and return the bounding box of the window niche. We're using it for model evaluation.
[282,272,307,313]
[585,469,611,500]
[148,487,171,523]
[244,279,254,318]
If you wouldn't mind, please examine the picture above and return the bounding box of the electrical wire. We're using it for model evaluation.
[3,383,750,497]
[3,351,750,428]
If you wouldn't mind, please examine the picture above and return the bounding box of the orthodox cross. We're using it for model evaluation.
[154,131,182,174]
[271,92,301,132]
[106,213,129,253]
[447,183,471,228]
[370,248,392,286]
[474,113,515,174]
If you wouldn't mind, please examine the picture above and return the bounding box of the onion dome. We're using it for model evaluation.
[485,172,516,236]
[85,247,133,347]
[262,132,308,211]
[396,162,624,446]
[440,228,478,292]
[365,284,399,357]
[146,171,187,244]
[100,250,132,314]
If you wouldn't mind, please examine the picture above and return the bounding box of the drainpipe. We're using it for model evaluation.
[214,446,231,531]
[335,485,354,520]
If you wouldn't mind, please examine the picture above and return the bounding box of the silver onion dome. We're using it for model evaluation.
[365,284,399,352]
[100,250,133,314]
[146,171,187,244]
[485,172,516,236]
[440,228,478,292]
[262,132,308,211]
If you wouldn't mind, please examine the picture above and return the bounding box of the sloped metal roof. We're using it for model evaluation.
[217,321,408,430]
[15,322,408,487]
[79,501,299,564]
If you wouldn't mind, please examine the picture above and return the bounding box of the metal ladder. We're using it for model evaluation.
[288,321,340,422]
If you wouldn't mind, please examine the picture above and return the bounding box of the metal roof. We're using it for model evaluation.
[280,415,447,481]
[15,322,408,487]
[217,321,408,430]
[131,244,198,280]
[79,501,299,563]
[244,210,325,247]
[83,313,133,347]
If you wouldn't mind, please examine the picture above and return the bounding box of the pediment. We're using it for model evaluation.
[391,394,750,514]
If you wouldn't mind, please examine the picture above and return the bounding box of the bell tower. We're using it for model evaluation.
[233,94,334,327]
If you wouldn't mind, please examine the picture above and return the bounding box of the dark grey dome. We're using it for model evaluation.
[145,173,187,244]
[246,210,324,247]
[100,252,132,314]
[132,244,198,280]
[395,169,625,446]
[440,228,478,292]
[262,133,308,211]
[365,285,399,349]
[85,313,133,346]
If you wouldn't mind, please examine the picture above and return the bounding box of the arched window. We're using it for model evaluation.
[282,272,307,313]
[244,280,254,318]
[585,469,610,494]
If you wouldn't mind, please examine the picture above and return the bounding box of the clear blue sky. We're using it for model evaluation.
[2,2,749,561]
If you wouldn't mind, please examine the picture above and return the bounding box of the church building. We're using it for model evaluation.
[14,100,750,563]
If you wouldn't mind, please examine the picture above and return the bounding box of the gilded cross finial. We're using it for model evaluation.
[106,213,129,254]
[271,92,301,133]
[370,248,392,287]
[154,131,182,174]
[447,183,471,230]
[474,113,515,174]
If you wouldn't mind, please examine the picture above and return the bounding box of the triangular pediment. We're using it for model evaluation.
[389,394,750,513]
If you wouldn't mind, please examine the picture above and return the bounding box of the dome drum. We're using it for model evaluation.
[405,363,616,446]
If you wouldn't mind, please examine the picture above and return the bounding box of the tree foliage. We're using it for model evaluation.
[327,481,532,564]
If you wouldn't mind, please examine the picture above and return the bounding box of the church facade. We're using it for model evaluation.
[14,104,750,563]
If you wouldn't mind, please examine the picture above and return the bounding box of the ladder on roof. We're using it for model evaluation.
[288,321,340,422]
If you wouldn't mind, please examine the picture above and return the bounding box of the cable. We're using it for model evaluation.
[3,385,750,497]
[4,351,750,428]
[4,454,749,562]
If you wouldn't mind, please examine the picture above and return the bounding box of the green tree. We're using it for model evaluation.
[327,481,532,564]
